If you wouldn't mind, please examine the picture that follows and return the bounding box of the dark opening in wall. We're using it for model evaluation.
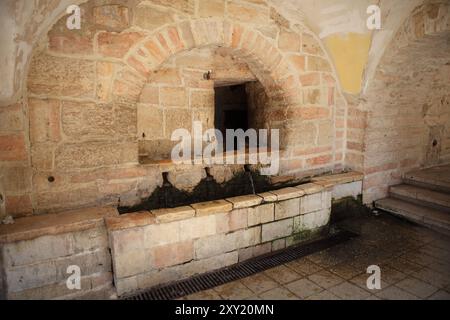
[214,84,250,151]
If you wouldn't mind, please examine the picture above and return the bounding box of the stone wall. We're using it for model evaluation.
[0,207,116,299]
[0,171,362,299]
[107,183,333,296]
[0,0,346,217]
[360,2,450,204]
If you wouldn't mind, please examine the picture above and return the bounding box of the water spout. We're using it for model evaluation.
[244,165,256,195]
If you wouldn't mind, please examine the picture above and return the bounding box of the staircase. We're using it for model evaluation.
[374,165,450,236]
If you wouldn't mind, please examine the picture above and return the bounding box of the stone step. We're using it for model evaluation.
[374,198,450,236]
[403,165,450,194]
[390,184,450,213]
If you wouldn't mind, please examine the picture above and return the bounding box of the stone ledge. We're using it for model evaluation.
[257,192,278,202]
[105,211,156,231]
[295,183,325,195]
[270,187,305,201]
[226,195,263,209]
[312,171,363,187]
[0,206,118,244]
[152,206,195,223]
[191,200,233,216]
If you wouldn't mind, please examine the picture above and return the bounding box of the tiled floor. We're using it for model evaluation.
[182,214,450,300]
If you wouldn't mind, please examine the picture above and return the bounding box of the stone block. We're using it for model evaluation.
[151,240,193,269]
[178,215,216,241]
[133,6,174,31]
[93,5,130,30]
[0,103,23,132]
[152,206,195,223]
[270,187,304,201]
[262,218,293,243]
[106,211,156,231]
[191,200,233,216]
[226,195,263,209]
[228,208,249,231]
[300,191,331,215]
[110,227,145,255]
[5,260,57,292]
[278,30,301,52]
[332,181,362,200]
[160,87,187,107]
[4,233,74,267]
[55,141,138,169]
[143,221,179,247]
[28,52,95,98]
[97,31,144,58]
[228,1,269,25]
[248,203,274,226]
[198,0,225,17]
[61,101,115,138]
[274,198,300,220]
[257,192,277,202]
[238,243,271,262]
[137,104,164,138]
[190,90,214,108]
[295,183,324,195]
[294,208,330,231]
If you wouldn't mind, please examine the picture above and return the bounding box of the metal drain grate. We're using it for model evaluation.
[124,229,358,300]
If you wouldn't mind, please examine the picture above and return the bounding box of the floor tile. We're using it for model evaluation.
[375,285,419,300]
[308,270,345,289]
[214,281,254,300]
[264,265,302,284]
[427,290,450,300]
[259,287,299,300]
[328,282,372,300]
[395,277,439,299]
[306,290,341,300]
[285,278,324,299]
[185,289,221,300]
[285,259,322,276]
[241,273,278,294]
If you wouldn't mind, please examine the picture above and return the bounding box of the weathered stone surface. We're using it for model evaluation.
[137,104,164,138]
[106,211,156,231]
[198,0,225,17]
[295,183,325,195]
[0,134,27,161]
[160,87,187,107]
[191,200,233,216]
[194,226,260,260]
[0,103,23,132]
[248,203,274,226]
[55,141,138,169]
[312,172,363,187]
[0,206,117,244]
[226,195,263,209]
[134,6,175,30]
[61,101,115,138]
[294,208,330,231]
[227,1,269,25]
[93,5,130,30]
[97,31,144,58]
[332,181,362,200]
[152,206,195,223]
[143,221,179,247]
[238,242,271,262]
[258,192,277,202]
[278,30,301,52]
[28,52,95,98]
[275,198,300,220]
[271,187,304,201]
[179,214,216,241]
[262,218,293,242]
[228,208,249,231]
[151,240,193,269]
[300,191,331,215]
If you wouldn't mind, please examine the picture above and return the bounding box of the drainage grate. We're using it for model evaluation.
[123,229,358,300]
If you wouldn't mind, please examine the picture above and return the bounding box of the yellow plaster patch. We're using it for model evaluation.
[325,33,372,94]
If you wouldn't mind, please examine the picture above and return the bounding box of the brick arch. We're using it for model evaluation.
[360,2,450,204]
[111,18,302,109]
